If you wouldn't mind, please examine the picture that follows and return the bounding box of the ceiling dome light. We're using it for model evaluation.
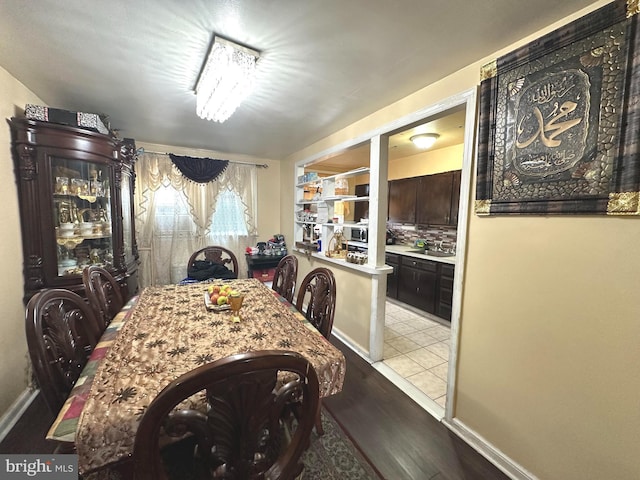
[410,133,440,149]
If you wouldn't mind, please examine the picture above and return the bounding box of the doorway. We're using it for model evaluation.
[371,89,477,421]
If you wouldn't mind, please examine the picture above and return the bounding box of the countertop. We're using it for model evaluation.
[385,244,456,265]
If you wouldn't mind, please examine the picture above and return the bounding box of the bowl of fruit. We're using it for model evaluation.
[204,284,241,312]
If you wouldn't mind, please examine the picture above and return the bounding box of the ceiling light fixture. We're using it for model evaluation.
[410,133,440,149]
[195,36,260,123]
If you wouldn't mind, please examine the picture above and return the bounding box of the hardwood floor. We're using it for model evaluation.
[324,337,510,480]
[0,337,509,479]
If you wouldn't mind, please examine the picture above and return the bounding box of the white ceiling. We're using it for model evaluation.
[0,0,597,160]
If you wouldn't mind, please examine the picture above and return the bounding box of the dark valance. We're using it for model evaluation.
[169,154,229,184]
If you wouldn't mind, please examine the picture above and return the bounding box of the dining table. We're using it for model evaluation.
[46,278,346,475]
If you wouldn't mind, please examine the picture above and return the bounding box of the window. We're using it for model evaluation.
[209,187,249,236]
[152,186,195,237]
[152,185,249,237]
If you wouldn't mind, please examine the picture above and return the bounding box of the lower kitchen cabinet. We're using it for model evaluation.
[387,253,455,321]
[385,253,399,299]
[397,257,438,314]
[437,263,455,321]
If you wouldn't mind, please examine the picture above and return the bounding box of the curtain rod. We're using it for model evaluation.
[138,148,269,169]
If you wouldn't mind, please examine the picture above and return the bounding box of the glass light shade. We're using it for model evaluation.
[195,37,259,123]
[410,133,439,149]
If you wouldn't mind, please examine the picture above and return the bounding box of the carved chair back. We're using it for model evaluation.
[25,288,100,414]
[133,350,319,480]
[187,246,239,279]
[82,265,124,332]
[271,255,298,303]
[295,268,336,340]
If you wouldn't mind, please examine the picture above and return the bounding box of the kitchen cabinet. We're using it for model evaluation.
[388,177,417,223]
[387,251,454,321]
[450,170,461,226]
[416,171,460,225]
[437,263,455,321]
[10,117,139,303]
[388,170,461,226]
[397,257,438,314]
[385,253,400,299]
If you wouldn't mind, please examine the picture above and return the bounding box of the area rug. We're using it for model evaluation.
[301,408,384,479]
[83,408,383,480]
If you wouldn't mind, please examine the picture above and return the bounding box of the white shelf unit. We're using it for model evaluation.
[294,166,370,258]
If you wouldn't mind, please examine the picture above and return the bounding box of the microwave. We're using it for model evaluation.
[351,227,368,243]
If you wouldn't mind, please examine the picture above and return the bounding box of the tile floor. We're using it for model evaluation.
[383,300,451,408]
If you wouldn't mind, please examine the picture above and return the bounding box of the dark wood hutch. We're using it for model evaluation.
[9,117,139,303]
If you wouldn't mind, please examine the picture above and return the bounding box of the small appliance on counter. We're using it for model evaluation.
[351,226,368,242]
[386,229,397,245]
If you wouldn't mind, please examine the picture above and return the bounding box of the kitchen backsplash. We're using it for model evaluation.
[388,224,457,252]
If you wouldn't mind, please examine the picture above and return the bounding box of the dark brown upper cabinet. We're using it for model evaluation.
[388,170,461,226]
[416,170,461,226]
[388,177,418,223]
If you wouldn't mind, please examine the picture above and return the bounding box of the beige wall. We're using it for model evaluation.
[0,66,46,413]
[284,2,639,479]
[389,144,464,180]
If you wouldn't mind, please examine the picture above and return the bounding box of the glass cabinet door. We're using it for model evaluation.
[52,157,114,277]
[121,171,134,264]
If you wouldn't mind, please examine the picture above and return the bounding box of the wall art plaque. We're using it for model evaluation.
[475,0,640,215]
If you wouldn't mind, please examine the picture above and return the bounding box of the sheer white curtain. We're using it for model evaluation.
[135,153,258,286]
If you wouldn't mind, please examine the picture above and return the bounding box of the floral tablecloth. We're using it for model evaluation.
[48,279,346,474]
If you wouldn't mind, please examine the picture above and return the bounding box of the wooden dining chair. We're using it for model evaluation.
[82,265,124,332]
[132,350,319,480]
[25,288,100,415]
[187,245,239,281]
[271,254,298,303]
[294,267,336,435]
[295,267,336,340]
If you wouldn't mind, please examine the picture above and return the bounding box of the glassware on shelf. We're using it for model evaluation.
[335,178,349,195]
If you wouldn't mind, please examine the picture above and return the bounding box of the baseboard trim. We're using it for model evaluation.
[331,329,373,364]
[443,417,537,480]
[0,389,38,444]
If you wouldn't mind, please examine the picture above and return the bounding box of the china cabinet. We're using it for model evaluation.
[9,117,139,303]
